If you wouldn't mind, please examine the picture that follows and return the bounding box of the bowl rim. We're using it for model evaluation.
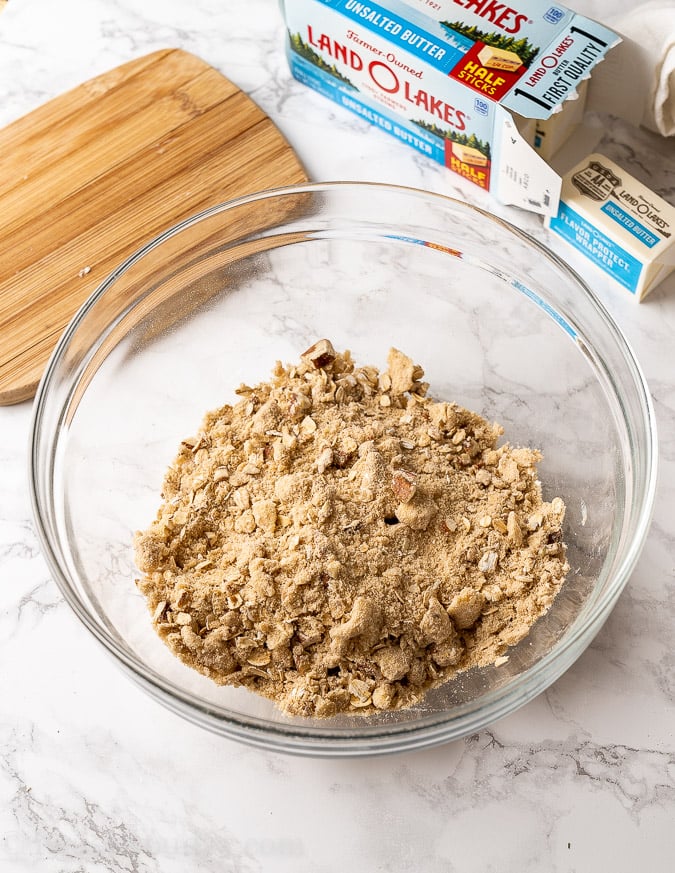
[29,180,659,756]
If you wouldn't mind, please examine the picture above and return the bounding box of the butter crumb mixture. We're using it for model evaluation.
[134,341,568,717]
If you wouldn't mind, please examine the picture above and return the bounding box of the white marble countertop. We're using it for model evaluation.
[1,0,674,870]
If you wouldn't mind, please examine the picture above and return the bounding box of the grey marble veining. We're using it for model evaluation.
[1,0,675,870]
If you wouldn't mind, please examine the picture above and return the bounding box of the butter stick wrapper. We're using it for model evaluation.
[546,153,675,300]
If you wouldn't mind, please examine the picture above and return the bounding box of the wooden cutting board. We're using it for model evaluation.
[0,49,308,405]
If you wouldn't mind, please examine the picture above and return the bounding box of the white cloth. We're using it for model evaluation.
[613,2,675,137]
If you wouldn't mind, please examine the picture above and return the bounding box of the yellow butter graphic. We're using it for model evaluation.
[451,143,489,166]
[477,46,522,71]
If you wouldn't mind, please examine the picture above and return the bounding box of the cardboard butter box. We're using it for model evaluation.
[280,0,619,216]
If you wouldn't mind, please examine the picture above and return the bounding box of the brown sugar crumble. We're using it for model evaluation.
[134,341,569,717]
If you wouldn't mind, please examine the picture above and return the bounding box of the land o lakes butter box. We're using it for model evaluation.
[280,0,619,215]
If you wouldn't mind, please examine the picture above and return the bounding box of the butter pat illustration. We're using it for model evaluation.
[477,45,522,71]
[546,154,675,300]
[451,143,489,166]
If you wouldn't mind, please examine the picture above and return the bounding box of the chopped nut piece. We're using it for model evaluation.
[527,510,544,531]
[478,550,499,573]
[448,588,487,630]
[232,487,250,510]
[507,511,523,546]
[420,596,454,645]
[152,600,167,623]
[316,447,334,474]
[251,399,281,436]
[301,338,336,369]
[387,347,422,394]
[300,415,317,435]
[287,393,312,421]
[391,469,417,503]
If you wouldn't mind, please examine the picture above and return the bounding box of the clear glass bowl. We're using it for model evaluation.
[30,183,657,756]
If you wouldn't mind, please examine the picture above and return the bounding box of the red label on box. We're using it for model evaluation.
[444,138,491,190]
[449,42,525,102]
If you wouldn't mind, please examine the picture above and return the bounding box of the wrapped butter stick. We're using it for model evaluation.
[546,153,675,300]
